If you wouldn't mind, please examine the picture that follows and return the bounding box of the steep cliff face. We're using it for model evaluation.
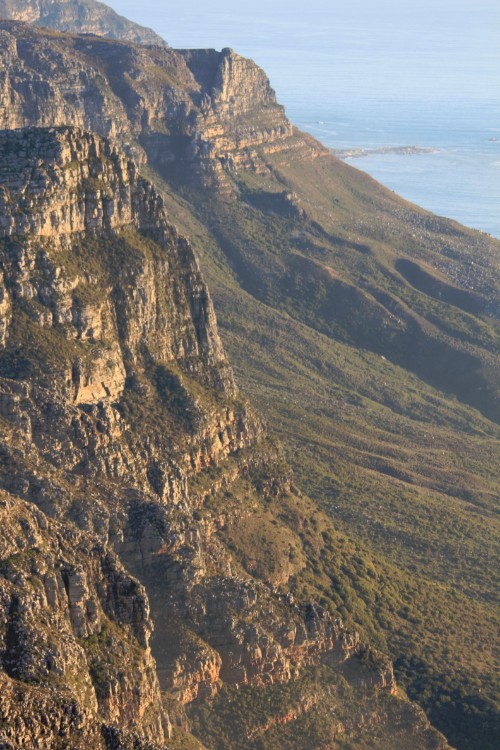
[0,129,350,701]
[0,125,453,749]
[0,16,495,750]
[0,0,166,46]
[0,22,322,186]
[0,489,166,750]
[0,126,232,386]
[0,124,248,514]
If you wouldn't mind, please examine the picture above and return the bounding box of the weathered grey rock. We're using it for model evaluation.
[0,0,167,47]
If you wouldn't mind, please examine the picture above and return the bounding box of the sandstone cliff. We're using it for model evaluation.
[0,15,495,750]
[0,124,452,749]
[0,0,166,46]
[0,488,167,749]
[0,21,322,188]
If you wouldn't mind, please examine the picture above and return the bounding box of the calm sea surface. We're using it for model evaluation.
[112,0,500,238]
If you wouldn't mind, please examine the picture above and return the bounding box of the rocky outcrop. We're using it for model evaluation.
[0,128,406,744]
[182,47,308,182]
[0,489,167,749]
[0,126,234,395]
[0,0,166,47]
[0,22,324,187]
[0,88,453,750]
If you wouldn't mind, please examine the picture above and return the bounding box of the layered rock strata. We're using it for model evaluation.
[0,126,350,698]
[0,124,310,678]
[0,14,492,750]
[0,22,324,187]
[0,489,167,750]
[0,124,452,749]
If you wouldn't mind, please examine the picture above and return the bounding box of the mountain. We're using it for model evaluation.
[0,123,453,749]
[0,14,498,750]
[0,0,166,46]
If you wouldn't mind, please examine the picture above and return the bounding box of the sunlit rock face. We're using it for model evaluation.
[0,21,324,189]
[0,18,459,750]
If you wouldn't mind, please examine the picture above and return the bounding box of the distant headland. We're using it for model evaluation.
[332,145,440,159]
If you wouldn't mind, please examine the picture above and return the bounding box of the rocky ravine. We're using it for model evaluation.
[0,125,451,749]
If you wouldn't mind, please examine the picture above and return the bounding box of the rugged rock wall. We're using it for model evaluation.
[0,0,166,46]
[0,22,323,186]
[0,123,454,749]
[0,126,345,698]
[0,124,295,661]
[0,125,234,391]
[0,489,167,749]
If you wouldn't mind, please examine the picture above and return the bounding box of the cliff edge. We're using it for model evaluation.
[0,125,453,749]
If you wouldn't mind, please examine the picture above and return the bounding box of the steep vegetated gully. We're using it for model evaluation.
[0,7,498,750]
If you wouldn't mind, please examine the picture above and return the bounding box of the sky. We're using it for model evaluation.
[107,0,500,109]
[108,0,500,46]
[109,0,500,49]
[105,0,500,236]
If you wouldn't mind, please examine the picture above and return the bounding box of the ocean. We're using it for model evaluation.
[111,0,500,238]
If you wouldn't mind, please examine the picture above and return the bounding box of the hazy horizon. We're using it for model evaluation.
[109,0,499,98]
[107,0,500,236]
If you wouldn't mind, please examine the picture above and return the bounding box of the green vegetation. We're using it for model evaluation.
[84,619,145,701]
[147,152,500,750]
[189,664,438,750]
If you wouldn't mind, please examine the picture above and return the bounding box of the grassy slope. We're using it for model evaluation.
[144,151,500,750]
